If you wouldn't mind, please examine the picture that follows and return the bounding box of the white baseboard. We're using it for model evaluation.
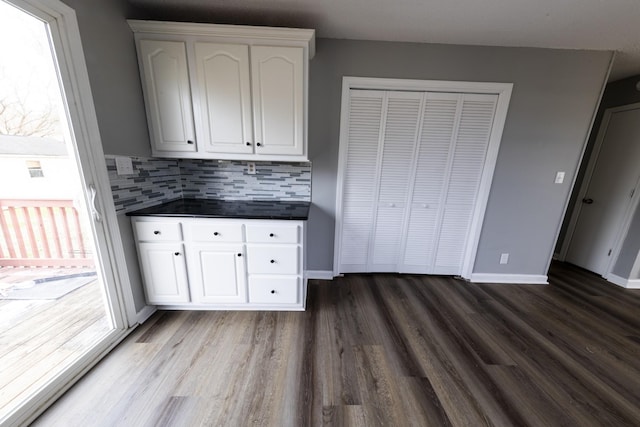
[470,273,548,284]
[606,273,640,289]
[136,305,157,324]
[305,270,334,280]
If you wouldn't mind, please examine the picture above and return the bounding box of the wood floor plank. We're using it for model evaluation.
[34,262,640,426]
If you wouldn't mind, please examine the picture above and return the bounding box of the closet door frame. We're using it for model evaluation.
[333,77,513,279]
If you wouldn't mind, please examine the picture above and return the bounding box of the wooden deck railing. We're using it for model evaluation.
[0,199,93,267]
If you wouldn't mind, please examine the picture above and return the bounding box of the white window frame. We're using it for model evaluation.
[333,76,513,279]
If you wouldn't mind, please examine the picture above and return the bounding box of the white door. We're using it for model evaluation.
[0,2,131,424]
[138,40,196,153]
[370,92,422,271]
[188,243,247,303]
[194,43,254,154]
[432,93,498,274]
[138,242,190,304]
[336,88,499,276]
[338,90,384,272]
[251,46,304,156]
[401,93,460,273]
[566,106,640,275]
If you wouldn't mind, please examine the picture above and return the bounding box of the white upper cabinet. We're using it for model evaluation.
[194,43,253,155]
[138,40,197,153]
[129,21,315,161]
[251,46,304,156]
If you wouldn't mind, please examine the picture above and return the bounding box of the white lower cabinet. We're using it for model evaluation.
[137,242,190,304]
[248,276,300,304]
[132,216,306,310]
[187,243,246,304]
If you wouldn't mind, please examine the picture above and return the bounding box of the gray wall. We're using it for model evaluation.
[558,75,640,252]
[59,0,613,279]
[62,0,151,312]
[307,39,612,275]
[62,0,150,157]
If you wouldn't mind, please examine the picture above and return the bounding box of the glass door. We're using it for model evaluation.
[0,1,129,424]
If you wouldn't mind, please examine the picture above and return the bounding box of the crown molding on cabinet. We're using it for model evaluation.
[127,20,316,59]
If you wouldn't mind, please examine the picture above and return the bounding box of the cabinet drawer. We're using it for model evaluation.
[134,221,182,241]
[248,276,299,304]
[187,222,243,242]
[247,245,299,274]
[245,224,299,243]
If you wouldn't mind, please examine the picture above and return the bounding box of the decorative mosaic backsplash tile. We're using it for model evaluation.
[106,156,311,213]
[180,160,311,201]
[106,156,182,213]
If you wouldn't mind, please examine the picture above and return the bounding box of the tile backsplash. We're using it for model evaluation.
[106,156,311,213]
[180,159,310,200]
[106,156,181,213]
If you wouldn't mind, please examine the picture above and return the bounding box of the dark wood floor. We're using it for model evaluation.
[35,262,640,426]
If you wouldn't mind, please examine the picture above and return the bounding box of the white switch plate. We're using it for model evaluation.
[554,171,565,184]
[115,156,134,175]
[500,253,509,264]
[247,162,256,175]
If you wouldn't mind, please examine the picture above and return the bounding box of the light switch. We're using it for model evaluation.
[500,253,509,264]
[554,171,565,184]
[115,156,134,175]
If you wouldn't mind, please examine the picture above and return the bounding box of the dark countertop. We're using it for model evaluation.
[126,198,310,220]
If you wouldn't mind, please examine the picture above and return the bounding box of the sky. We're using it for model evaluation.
[0,0,64,139]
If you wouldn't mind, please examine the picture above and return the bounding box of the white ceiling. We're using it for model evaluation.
[129,0,640,82]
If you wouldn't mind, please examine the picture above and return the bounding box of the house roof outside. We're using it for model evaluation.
[0,135,68,157]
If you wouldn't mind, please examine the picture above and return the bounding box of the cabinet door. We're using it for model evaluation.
[251,46,304,156]
[194,43,254,154]
[138,242,190,304]
[138,40,196,153]
[188,243,247,304]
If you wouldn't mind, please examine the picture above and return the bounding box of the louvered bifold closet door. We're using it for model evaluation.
[370,92,423,271]
[433,93,498,274]
[339,90,385,273]
[400,93,459,274]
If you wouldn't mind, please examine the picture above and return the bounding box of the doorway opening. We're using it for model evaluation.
[561,103,640,286]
